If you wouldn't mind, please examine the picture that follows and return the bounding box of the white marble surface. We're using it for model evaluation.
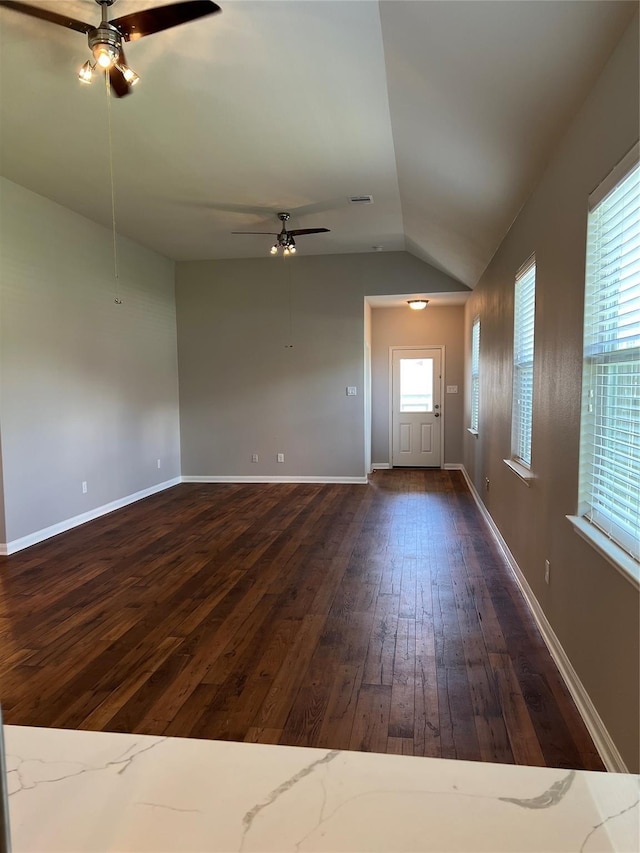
[4,724,639,852]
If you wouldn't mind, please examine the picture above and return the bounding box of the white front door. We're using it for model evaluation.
[391,347,442,467]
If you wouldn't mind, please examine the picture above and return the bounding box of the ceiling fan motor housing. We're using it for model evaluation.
[88,23,122,66]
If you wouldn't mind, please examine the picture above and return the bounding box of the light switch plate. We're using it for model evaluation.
[446,385,458,394]
[346,386,357,396]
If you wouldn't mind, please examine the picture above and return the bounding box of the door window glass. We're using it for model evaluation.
[400,358,433,412]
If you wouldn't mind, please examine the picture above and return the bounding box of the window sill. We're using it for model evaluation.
[503,458,534,486]
[566,516,639,590]
[467,428,479,437]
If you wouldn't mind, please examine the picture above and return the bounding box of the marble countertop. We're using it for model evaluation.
[4,724,639,852]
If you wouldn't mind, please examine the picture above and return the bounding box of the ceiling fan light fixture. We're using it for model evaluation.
[408,299,429,310]
[270,245,278,255]
[289,245,296,254]
[3,0,222,98]
[78,60,95,84]
[119,64,140,85]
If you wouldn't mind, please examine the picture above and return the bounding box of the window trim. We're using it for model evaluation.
[503,457,534,485]
[588,143,639,209]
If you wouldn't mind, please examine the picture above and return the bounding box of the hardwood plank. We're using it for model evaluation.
[244,727,282,744]
[349,684,392,754]
[388,617,416,739]
[316,664,363,750]
[387,737,414,756]
[162,684,221,738]
[251,614,328,730]
[362,594,399,687]
[414,618,440,758]
[490,653,547,767]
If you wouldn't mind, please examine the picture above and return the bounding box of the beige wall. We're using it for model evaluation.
[0,178,181,545]
[371,305,465,466]
[463,15,639,770]
[175,253,467,479]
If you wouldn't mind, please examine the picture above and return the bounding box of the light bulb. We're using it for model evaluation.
[78,60,94,84]
[283,247,290,256]
[93,44,118,68]
[289,245,296,254]
[270,245,278,255]
[97,52,114,68]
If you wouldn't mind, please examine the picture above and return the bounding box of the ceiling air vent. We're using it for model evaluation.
[348,195,373,204]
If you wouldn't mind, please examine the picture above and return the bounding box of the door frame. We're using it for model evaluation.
[388,345,446,469]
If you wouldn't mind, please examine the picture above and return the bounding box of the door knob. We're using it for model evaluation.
[435,412,440,418]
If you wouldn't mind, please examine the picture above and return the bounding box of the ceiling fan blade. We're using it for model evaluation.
[111,0,221,42]
[231,231,278,235]
[288,228,331,236]
[108,64,132,98]
[0,1,93,34]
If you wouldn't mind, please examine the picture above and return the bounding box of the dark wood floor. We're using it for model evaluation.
[0,470,604,769]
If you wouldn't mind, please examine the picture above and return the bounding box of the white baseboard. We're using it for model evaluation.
[181,475,368,485]
[0,477,182,556]
[458,466,628,774]
[371,463,463,471]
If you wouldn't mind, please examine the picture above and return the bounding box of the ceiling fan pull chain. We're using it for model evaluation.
[288,254,293,347]
[105,72,122,305]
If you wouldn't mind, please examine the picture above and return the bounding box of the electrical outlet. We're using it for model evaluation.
[485,477,490,492]
[277,453,285,463]
[157,458,161,469]
[82,481,88,494]
[544,559,550,585]
[251,453,259,463]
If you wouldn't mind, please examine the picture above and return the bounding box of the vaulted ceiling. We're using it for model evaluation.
[0,0,636,287]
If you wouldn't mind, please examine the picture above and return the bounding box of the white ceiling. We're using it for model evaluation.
[0,0,636,287]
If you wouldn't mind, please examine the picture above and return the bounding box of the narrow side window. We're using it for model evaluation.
[471,317,480,432]
[511,259,536,467]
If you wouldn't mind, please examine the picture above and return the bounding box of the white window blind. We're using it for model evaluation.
[512,260,536,467]
[471,317,480,431]
[579,155,640,562]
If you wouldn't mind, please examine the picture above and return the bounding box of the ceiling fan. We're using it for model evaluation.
[0,0,221,96]
[233,212,330,256]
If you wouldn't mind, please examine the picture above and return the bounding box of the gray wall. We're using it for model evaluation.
[176,252,466,478]
[371,305,465,466]
[0,434,5,543]
[463,15,639,770]
[0,178,181,544]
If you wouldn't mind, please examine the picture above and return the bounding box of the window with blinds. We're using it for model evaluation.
[511,260,536,467]
[471,317,480,431]
[578,151,640,562]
